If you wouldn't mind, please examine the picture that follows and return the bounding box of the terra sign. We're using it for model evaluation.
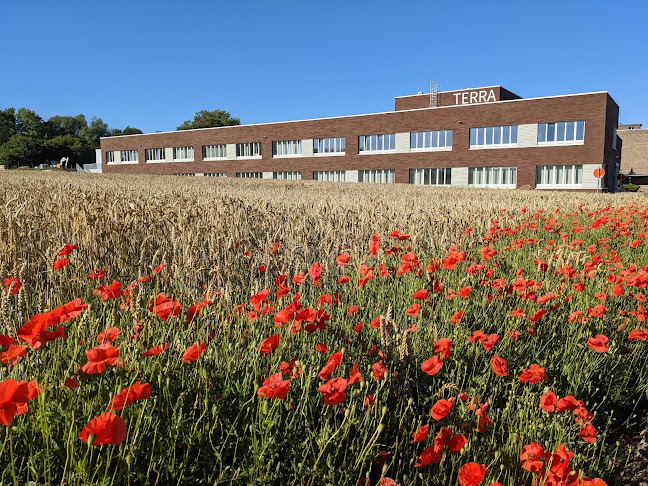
[453,89,496,105]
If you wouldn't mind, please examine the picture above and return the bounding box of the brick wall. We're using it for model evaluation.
[618,129,648,174]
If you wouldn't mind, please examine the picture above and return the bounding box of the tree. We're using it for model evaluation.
[16,108,52,139]
[78,116,109,148]
[107,126,143,137]
[0,134,46,168]
[48,114,87,137]
[44,134,95,167]
[0,108,17,145]
[177,109,240,130]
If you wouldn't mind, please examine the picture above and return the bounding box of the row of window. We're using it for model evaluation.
[170,165,586,189]
[107,120,586,163]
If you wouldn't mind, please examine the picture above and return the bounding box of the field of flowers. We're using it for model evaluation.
[0,172,647,485]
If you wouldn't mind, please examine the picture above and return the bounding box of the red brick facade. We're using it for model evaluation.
[100,88,619,191]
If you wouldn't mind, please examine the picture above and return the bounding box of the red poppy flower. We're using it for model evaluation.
[3,278,21,296]
[434,426,453,446]
[491,355,508,377]
[434,338,454,358]
[520,442,545,472]
[369,234,380,258]
[457,286,472,298]
[347,305,359,316]
[64,377,79,389]
[450,311,465,324]
[319,351,343,380]
[53,258,69,270]
[448,433,468,452]
[93,281,122,301]
[410,424,429,443]
[348,363,363,384]
[78,412,127,446]
[270,242,280,253]
[1,345,27,365]
[315,343,329,353]
[518,364,549,384]
[318,377,347,405]
[482,333,500,351]
[142,343,169,357]
[336,253,350,267]
[353,321,363,332]
[540,390,557,412]
[97,327,121,344]
[87,269,107,281]
[370,316,382,329]
[148,293,181,321]
[182,342,206,363]
[458,462,487,486]
[588,334,609,353]
[259,334,280,354]
[548,444,573,477]
[152,263,166,274]
[257,372,291,399]
[371,360,388,380]
[279,359,302,379]
[413,289,429,300]
[58,244,78,256]
[421,355,444,376]
[338,275,350,285]
[415,444,443,467]
[431,398,455,420]
[0,378,30,425]
[109,381,151,410]
[578,423,597,443]
[79,343,120,374]
[406,304,420,317]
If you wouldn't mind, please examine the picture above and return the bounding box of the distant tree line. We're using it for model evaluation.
[0,107,240,169]
[0,108,142,169]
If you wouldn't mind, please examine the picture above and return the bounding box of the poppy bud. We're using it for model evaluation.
[408,397,414,406]
[381,406,388,418]
[126,454,134,466]
[262,400,269,415]
[377,423,384,434]
[87,434,96,447]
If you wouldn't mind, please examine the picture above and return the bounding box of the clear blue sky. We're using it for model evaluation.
[1,0,646,133]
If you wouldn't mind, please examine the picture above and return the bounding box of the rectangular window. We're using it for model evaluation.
[410,130,453,151]
[468,167,517,188]
[313,170,346,182]
[106,151,115,163]
[174,173,195,176]
[313,137,346,155]
[358,169,395,184]
[537,121,585,145]
[273,171,302,180]
[409,168,452,185]
[469,126,518,149]
[120,150,138,162]
[202,145,226,159]
[236,142,262,158]
[358,134,396,153]
[235,172,262,178]
[173,146,194,161]
[145,148,165,162]
[272,140,302,157]
[204,173,228,177]
[536,164,583,188]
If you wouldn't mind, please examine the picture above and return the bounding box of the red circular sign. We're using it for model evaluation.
[594,168,605,178]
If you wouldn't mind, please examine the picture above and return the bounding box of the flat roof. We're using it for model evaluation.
[101,90,610,140]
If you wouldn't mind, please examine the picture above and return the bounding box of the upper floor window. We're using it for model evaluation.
[358,134,395,153]
[313,170,345,182]
[106,151,115,164]
[410,130,453,151]
[409,168,452,185]
[359,169,395,184]
[536,164,583,189]
[272,140,302,157]
[314,137,345,155]
[236,172,262,178]
[468,166,517,188]
[203,145,226,159]
[273,171,301,180]
[236,142,261,158]
[469,126,518,149]
[173,146,194,161]
[120,150,138,162]
[145,148,165,162]
[537,121,584,145]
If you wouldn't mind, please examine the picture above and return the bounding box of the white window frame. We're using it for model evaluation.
[410,130,453,152]
[120,150,139,164]
[535,164,583,189]
[236,172,262,178]
[313,137,346,156]
[145,148,166,163]
[358,134,396,154]
[313,170,346,182]
[537,121,585,146]
[409,168,452,185]
[468,167,517,189]
[469,126,519,149]
[106,151,115,164]
[272,140,302,158]
[273,171,302,180]
[204,172,228,177]
[236,142,262,159]
[359,169,395,184]
[202,145,227,160]
[173,146,194,161]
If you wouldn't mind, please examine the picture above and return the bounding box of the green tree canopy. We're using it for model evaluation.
[45,134,95,166]
[107,126,144,137]
[0,134,46,168]
[0,108,17,145]
[78,116,109,148]
[48,114,87,137]
[177,109,240,130]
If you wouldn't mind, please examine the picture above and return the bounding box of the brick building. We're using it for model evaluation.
[100,86,620,191]
[617,124,648,190]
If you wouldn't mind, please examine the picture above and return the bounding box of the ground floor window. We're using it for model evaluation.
[204,173,227,177]
[468,166,517,188]
[236,172,262,178]
[359,169,395,184]
[536,164,583,189]
[203,145,226,159]
[106,151,115,163]
[409,168,451,185]
[313,170,345,182]
[120,150,138,162]
[273,172,301,180]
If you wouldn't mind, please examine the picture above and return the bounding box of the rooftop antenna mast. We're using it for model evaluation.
[430,81,440,107]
